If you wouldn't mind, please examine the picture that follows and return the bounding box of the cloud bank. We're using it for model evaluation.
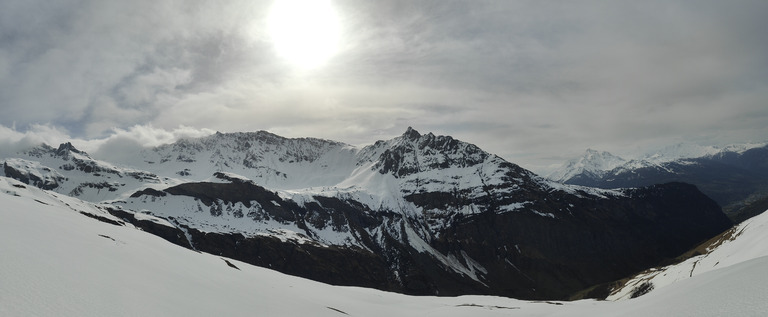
[1,0,767,172]
[0,124,215,166]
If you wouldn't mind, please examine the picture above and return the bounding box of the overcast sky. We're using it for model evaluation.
[1,0,766,173]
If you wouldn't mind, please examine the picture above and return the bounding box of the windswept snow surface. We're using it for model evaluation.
[2,176,768,317]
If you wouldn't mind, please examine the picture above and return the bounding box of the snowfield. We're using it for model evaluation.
[2,176,768,316]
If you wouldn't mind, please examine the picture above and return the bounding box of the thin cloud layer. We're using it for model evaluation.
[0,123,215,165]
[1,0,767,172]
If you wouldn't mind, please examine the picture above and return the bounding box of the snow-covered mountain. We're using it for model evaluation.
[2,176,766,316]
[0,127,734,300]
[3,142,174,202]
[546,143,732,183]
[641,143,722,164]
[549,142,768,220]
[547,149,626,183]
[643,142,768,164]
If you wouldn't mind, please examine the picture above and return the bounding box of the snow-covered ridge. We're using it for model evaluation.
[5,143,176,202]
[133,131,361,190]
[643,141,768,164]
[2,158,66,190]
[718,142,768,154]
[547,149,626,182]
[641,143,722,164]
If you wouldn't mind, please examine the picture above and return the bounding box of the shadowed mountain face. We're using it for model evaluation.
[2,128,733,299]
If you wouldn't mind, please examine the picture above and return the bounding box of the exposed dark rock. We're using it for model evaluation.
[105,208,193,249]
[130,188,167,198]
[431,182,731,299]
[182,227,402,292]
[375,128,490,178]
[132,178,730,300]
[222,258,241,270]
[630,282,654,298]
[3,162,63,190]
[163,182,302,225]
[69,182,120,196]
[55,142,84,157]
[79,212,125,226]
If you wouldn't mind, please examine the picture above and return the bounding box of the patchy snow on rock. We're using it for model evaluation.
[404,222,487,285]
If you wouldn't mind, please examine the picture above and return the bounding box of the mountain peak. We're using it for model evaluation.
[54,142,87,158]
[547,149,626,182]
[56,142,80,154]
[403,127,421,140]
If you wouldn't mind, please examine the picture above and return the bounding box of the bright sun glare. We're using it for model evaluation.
[267,0,341,69]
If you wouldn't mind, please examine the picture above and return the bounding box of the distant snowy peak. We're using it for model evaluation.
[547,149,626,182]
[642,143,721,164]
[718,142,768,154]
[551,141,768,184]
[642,141,768,164]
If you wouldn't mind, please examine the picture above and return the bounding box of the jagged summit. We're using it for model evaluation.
[374,128,491,175]
[55,142,83,156]
[21,142,91,160]
[403,126,422,140]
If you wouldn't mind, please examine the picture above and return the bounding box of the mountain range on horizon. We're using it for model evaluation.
[0,127,746,300]
[548,143,768,222]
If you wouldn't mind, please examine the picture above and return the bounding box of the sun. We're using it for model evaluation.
[267,0,341,69]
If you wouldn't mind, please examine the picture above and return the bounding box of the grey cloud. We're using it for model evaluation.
[1,0,766,173]
[0,1,278,134]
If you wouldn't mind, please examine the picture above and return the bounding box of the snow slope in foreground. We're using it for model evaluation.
[1,176,767,316]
